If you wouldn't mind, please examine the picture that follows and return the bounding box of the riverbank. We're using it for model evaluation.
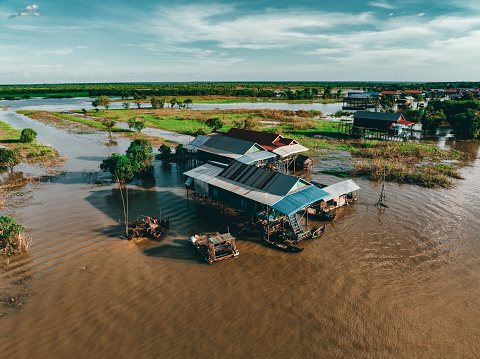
[0,120,64,167]
[18,108,470,188]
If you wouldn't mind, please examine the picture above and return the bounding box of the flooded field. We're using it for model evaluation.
[1,99,480,358]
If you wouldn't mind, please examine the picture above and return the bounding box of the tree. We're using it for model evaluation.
[422,109,446,133]
[102,120,116,134]
[96,95,111,112]
[462,92,475,101]
[174,143,187,161]
[322,86,332,99]
[449,109,480,139]
[128,117,146,132]
[100,154,135,182]
[184,98,193,108]
[170,98,177,108]
[151,97,165,109]
[20,128,37,143]
[159,144,172,159]
[205,118,224,131]
[0,148,21,171]
[126,139,154,173]
[123,102,130,110]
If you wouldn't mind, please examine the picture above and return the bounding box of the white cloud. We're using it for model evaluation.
[417,13,426,17]
[368,1,395,9]
[10,4,39,18]
[150,5,373,51]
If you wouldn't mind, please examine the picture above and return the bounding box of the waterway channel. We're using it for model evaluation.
[0,98,479,358]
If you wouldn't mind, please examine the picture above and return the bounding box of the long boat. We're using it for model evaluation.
[264,240,304,253]
[189,232,239,264]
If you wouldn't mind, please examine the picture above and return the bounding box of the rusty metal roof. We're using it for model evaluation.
[224,128,281,145]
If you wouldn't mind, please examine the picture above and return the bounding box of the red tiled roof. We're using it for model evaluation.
[444,89,459,93]
[402,90,423,94]
[381,91,398,95]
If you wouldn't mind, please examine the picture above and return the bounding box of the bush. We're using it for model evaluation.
[159,144,172,159]
[0,216,30,256]
[20,128,37,143]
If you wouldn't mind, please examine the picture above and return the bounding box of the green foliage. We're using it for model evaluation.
[100,154,135,182]
[449,109,480,139]
[0,216,28,256]
[128,117,146,132]
[95,95,111,111]
[102,120,116,133]
[422,109,446,133]
[174,143,187,161]
[159,144,172,159]
[123,102,130,109]
[126,139,154,173]
[20,128,37,143]
[0,148,20,170]
[150,97,165,109]
[205,118,224,131]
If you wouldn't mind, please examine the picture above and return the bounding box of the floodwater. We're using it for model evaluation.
[1,99,480,358]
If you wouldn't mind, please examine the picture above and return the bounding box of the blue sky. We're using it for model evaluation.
[1,0,480,84]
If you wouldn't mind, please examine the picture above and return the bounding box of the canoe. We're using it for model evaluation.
[265,240,304,253]
[310,225,326,239]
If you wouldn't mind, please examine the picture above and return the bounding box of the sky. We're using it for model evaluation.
[1,0,480,84]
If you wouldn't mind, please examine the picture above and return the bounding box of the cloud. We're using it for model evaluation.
[417,13,426,17]
[10,4,39,18]
[368,1,395,9]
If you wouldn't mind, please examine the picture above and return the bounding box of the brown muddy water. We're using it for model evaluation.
[1,101,480,358]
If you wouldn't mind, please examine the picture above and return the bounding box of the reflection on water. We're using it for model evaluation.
[0,99,480,358]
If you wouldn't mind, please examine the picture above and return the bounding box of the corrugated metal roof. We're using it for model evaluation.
[271,186,330,216]
[199,135,261,156]
[224,128,281,145]
[321,179,360,202]
[236,151,277,164]
[272,143,308,157]
[208,176,284,206]
[184,135,211,151]
[354,111,403,122]
[218,162,301,196]
[183,163,224,182]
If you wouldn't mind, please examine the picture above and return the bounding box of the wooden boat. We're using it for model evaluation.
[309,225,326,239]
[315,210,336,221]
[189,232,239,264]
[265,240,304,253]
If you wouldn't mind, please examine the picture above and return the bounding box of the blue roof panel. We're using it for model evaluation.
[271,186,330,216]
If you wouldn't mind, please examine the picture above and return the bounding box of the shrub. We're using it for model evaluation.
[126,139,154,173]
[0,216,30,256]
[20,128,37,143]
[159,144,172,159]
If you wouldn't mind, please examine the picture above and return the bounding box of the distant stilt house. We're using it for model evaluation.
[353,111,415,139]
[342,91,380,110]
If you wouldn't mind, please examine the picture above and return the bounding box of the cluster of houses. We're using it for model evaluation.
[342,88,480,110]
[182,128,360,241]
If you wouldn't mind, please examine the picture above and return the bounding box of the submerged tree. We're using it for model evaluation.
[95,95,111,112]
[128,117,146,133]
[0,148,21,171]
[126,139,154,173]
[159,144,172,159]
[100,154,135,182]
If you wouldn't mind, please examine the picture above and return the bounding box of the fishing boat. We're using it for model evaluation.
[189,232,239,264]
[264,240,304,253]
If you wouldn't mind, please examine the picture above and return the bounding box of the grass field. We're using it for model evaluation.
[0,121,61,166]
